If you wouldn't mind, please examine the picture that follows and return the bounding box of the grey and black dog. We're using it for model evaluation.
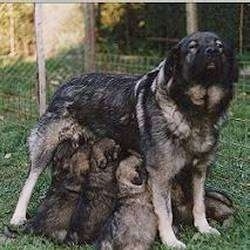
[10,31,238,248]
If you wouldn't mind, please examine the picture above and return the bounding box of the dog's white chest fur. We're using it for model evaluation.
[158,95,216,154]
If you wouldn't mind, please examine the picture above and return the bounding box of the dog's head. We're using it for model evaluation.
[116,155,147,196]
[170,31,238,84]
[159,31,238,115]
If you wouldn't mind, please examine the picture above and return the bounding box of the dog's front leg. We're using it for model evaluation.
[192,167,220,235]
[147,158,186,249]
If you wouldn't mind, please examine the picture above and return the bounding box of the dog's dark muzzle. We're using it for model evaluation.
[189,53,224,86]
[205,47,221,59]
[204,47,223,71]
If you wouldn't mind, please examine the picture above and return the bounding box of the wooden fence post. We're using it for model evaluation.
[8,3,15,56]
[83,3,96,73]
[186,2,198,35]
[239,4,244,55]
[35,3,46,116]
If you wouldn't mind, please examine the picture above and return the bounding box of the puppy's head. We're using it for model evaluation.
[116,155,147,196]
[52,141,90,184]
[163,31,238,114]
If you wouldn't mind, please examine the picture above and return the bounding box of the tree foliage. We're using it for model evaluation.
[0,3,248,57]
[0,3,34,56]
[97,3,248,55]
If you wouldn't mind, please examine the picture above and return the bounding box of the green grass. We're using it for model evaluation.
[0,107,249,249]
[0,115,248,250]
[0,50,249,249]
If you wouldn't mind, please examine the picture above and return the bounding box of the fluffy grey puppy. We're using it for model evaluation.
[95,154,157,250]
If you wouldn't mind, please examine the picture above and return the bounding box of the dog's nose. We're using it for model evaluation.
[205,47,220,58]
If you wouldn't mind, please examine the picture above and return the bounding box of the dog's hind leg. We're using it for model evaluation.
[10,114,88,226]
[10,166,43,226]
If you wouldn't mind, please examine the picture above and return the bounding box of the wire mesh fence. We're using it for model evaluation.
[0,3,249,166]
[0,3,85,120]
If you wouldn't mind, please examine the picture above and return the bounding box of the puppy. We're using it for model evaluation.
[24,140,90,242]
[171,170,234,226]
[65,138,120,245]
[11,31,238,249]
[95,154,157,250]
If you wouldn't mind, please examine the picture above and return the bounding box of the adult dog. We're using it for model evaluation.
[11,32,238,248]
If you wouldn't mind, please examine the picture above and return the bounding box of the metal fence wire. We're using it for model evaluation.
[0,3,249,166]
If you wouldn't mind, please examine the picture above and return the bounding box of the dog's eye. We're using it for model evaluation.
[188,41,198,52]
[216,40,223,49]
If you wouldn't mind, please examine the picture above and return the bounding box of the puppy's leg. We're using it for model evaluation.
[10,115,83,226]
[149,171,186,249]
[192,169,220,235]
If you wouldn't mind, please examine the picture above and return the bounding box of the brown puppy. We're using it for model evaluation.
[24,140,90,242]
[172,181,234,227]
[65,138,120,245]
[95,154,157,250]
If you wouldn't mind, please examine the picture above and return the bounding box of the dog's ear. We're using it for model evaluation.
[143,42,181,92]
[167,43,181,71]
[146,42,181,78]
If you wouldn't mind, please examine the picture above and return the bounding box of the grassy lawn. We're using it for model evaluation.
[0,52,249,249]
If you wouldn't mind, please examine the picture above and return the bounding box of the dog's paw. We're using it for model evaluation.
[7,219,27,235]
[163,239,186,249]
[10,217,27,227]
[198,225,221,235]
[104,143,121,162]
